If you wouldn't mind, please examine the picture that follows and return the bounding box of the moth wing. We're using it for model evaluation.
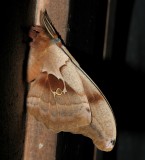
[61,45,116,151]
[77,68,116,151]
[27,44,91,132]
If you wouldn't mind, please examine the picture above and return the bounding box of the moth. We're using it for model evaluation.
[27,10,116,152]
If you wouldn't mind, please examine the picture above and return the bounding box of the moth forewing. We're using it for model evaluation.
[56,36,116,151]
[76,67,116,151]
[57,45,116,151]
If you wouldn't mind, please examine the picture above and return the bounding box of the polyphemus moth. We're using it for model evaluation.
[27,10,116,152]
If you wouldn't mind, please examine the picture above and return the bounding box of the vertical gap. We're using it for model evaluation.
[112,0,135,63]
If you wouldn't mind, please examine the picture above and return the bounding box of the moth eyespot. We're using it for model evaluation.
[56,88,63,95]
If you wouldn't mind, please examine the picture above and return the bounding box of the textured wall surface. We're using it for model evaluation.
[0,0,35,159]
[0,0,69,159]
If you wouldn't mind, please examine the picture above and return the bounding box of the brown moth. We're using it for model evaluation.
[27,10,116,152]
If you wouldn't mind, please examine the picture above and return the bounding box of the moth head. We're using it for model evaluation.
[29,26,51,52]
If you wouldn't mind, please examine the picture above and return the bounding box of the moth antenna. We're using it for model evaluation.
[41,10,57,39]
[43,10,56,34]
[43,18,54,39]
[43,15,56,36]
[41,14,54,38]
